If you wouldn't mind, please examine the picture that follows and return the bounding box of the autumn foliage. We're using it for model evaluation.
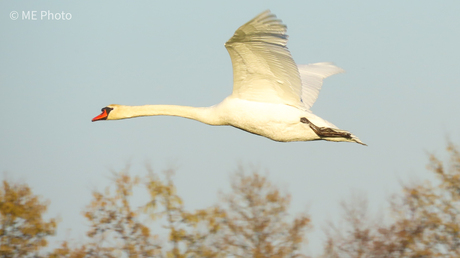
[0,180,57,258]
[322,141,460,258]
[46,166,310,258]
[2,141,460,257]
[216,168,310,258]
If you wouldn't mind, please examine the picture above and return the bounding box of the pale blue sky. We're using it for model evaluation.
[1,1,460,256]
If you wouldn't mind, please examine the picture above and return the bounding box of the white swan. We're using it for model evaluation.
[92,10,365,145]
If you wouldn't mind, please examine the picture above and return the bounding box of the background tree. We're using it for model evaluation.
[80,170,161,257]
[322,141,460,258]
[143,168,227,258]
[49,169,162,258]
[52,166,311,258]
[0,179,57,258]
[214,166,311,258]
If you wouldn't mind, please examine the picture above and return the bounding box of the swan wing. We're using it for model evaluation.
[225,10,302,107]
[298,62,345,110]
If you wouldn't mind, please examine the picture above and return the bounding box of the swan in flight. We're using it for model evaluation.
[92,10,365,145]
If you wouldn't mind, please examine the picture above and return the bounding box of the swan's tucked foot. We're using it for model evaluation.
[300,117,366,145]
[300,117,366,146]
[300,117,351,138]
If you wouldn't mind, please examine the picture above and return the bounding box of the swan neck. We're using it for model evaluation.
[115,105,222,125]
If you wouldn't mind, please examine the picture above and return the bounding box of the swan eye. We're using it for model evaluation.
[103,107,114,113]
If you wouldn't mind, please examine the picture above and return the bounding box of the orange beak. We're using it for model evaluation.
[92,109,108,122]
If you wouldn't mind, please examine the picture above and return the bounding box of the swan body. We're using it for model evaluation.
[93,11,365,145]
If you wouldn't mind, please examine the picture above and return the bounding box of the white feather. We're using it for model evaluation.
[225,10,303,108]
[298,62,345,110]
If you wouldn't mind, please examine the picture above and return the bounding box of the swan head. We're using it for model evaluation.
[92,105,118,121]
